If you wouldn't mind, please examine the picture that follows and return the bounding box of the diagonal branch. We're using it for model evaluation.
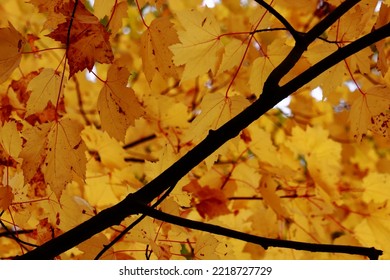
[136,204,383,260]
[263,0,360,90]
[280,22,390,97]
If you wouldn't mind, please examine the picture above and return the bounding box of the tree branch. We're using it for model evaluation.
[136,204,383,260]
[253,0,301,41]
[263,0,360,90]
[279,22,390,97]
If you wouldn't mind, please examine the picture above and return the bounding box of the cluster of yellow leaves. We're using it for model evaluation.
[0,0,389,260]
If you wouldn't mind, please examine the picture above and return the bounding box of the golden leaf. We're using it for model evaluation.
[97,65,144,141]
[20,122,52,183]
[0,121,22,160]
[285,126,342,198]
[26,68,62,116]
[141,17,180,83]
[185,92,249,144]
[43,119,87,198]
[77,233,114,260]
[170,8,224,81]
[349,85,390,141]
[258,175,289,218]
[193,234,220,259]
[362,173,390,204]
[94,0,128,35]
[0,22,25,84]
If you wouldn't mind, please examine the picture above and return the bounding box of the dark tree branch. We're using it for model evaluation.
[280,22,390,98]
[263,0,360,90]
[123,134,156,150]
[15,1,388,260]
[253,0,301,41]
[94,186,175,259]
[135,204,383,260]
[0,220,37,250]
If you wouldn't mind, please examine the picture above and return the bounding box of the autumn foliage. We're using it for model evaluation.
[0,0,389,260]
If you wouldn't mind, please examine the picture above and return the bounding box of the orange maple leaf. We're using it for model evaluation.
[28,0,67,30]
[183,180,230,219]
[0,185,14,211]
[47,0,114,77]
[20,118,87,199]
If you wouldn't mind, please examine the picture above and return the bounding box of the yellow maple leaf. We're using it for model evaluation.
[246,125,281,167]
[81,126,128,170]
[285,126,342,198]
[43,119,87,199]
[185,92,249,144]
[305,42,345,97]
[77,233,114,260]
[170,8,224,81]
[97,64,144,141]
[349,48,372,75]
[354,202,390,259]
[20,122,52,183]
[249,39,292,95]
[125,217,171,259]
[144,144,178,180]
[0,22,25,84]
[20,119,86,199]
[143,94,189,128]
[94,0,128,35]
[94,0,116,18]
[184,92,248,168]
[362,173,390,204]
[258,175,289,219]
[0,121,22,160]
[193,233,220,259]
[218,38,247,74]
[349,85,390,141]
[141,17,180,83]
[26,68,62,116]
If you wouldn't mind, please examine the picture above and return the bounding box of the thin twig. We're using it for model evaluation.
[253,0,301,42]
[94,185,176,259]
[0,220,37,249]
[123,134,156,149]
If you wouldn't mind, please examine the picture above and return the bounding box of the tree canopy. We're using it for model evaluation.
[0,0,389,260]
